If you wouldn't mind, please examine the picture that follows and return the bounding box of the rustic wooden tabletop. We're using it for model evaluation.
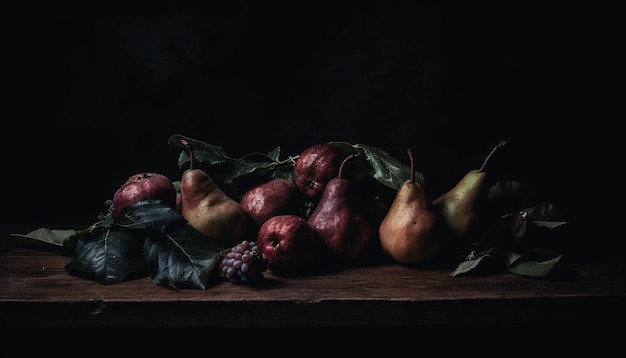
[2,227,625,330]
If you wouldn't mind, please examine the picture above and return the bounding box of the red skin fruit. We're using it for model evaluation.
[308,177,372,261]
[293,143,345,203]
[307,154,372,262]
[256,214,319,275]
[240,178,301,228]
[112,172,177,217]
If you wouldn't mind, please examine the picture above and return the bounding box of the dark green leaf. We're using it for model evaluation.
[114,200,186,233]
[144,225,224,290]
[169,134,233,166]
[488,180,538,215]
[65,228,147,285]
[228,159,288,182]
[169,134,297,196]
[168,135,427,195]
[265,146,281,162]
[353,143,424,189]
[254,147,280,162]
[506,249,563,277]
[505,211,528,241]
[502,205,571,253]
[531,220,568,229]
[327,141,359,154]
[525,202,569,222]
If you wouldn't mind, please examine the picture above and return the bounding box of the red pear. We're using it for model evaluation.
[240,178,302,228]
[308,154,372,262]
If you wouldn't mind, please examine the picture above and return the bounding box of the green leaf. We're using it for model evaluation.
[353,143,424,189]
[506,249,563,278]
[10,219,114,254]
[114,200,186,233]
[228,158,287,182]
[266,146,281,162]
[525,202,569,222]
[65,228,148,285]
[168,135,427,196]
[10,228,78,247]
[327,141,359,154]
[450,245,503,277]
[144,225,224,290]
[169,134,233,166]
[450,255,492,277]
[169,134,297,197]
[531,220,568,229]
[488,180,538,215]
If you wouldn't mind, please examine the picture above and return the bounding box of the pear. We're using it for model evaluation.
[378,149,448,265]
[240,177,302,230]
[308,153,372,262]
[179,139,247,248]
[432,140,507,250]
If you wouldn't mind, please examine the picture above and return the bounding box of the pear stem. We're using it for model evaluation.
[479,140,507,172]
[181,139,195,170]
[407,149,414,183]
[338,153,358,180]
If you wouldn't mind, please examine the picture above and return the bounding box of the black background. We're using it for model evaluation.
[3,3,617,252]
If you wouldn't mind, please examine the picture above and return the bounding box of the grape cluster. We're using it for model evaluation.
[98,199,114,221]
[220,240,267,284]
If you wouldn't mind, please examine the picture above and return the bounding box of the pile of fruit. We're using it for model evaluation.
[13,134,570,289]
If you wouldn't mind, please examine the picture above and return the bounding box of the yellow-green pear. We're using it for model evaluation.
[179,139,246,248]
[433,140,507,249]
[378,149,448,265]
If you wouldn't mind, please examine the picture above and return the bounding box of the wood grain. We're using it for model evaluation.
[2,227,625,330]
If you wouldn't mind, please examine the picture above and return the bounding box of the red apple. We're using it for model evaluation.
[112,172,177,217]
[256,214,320,275]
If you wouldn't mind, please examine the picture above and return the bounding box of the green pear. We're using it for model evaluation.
[432,140,507,249]
[179,140,247,248]
[378,149,448,265]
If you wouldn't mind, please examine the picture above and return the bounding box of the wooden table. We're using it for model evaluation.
[2,225,625,350]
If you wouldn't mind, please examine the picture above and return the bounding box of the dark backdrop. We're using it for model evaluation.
[3,4,616,252]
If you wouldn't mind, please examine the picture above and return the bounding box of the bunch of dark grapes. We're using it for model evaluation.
[220,240,268,285]
[98,200,114,221]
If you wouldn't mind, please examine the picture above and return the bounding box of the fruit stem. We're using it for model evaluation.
[338,153,358,180]
[407,149,414,183]
[181,139,195,170]
[479,140,507,172]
